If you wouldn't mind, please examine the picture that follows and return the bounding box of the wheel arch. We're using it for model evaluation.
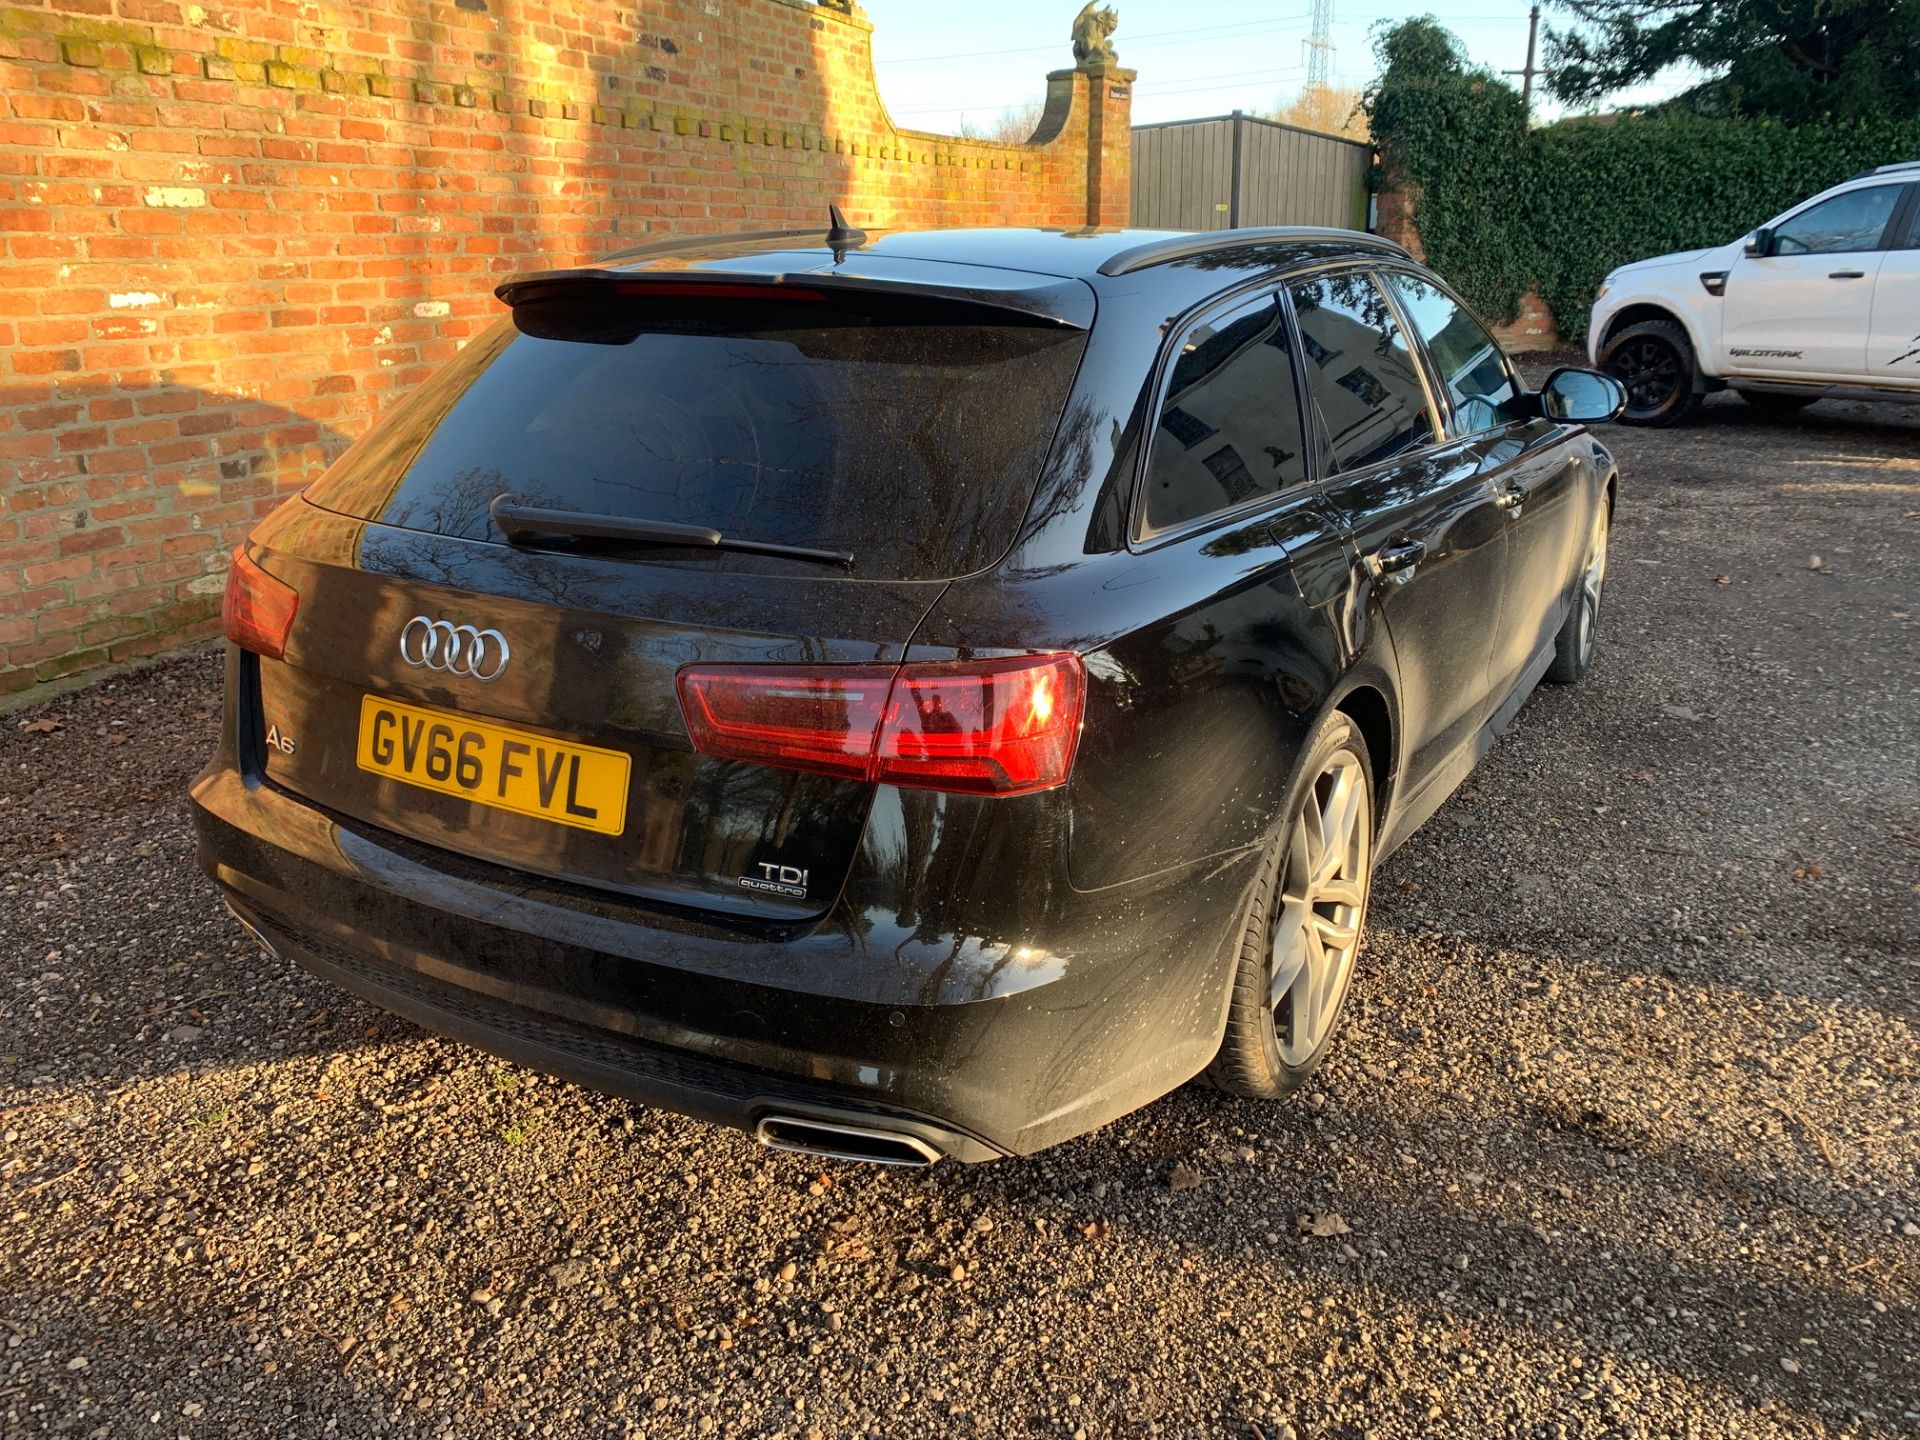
[1329,680,1396,841]
[1598,301,1703,361]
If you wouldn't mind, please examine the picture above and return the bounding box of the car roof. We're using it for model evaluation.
[593,224,1410,287]
[494,224,1415,335]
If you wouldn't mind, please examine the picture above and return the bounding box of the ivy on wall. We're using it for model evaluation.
[1366,20,1920,344]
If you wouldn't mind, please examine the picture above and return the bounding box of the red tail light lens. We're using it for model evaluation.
[876,655,1084,794]
[676,654,1085,796]
[221,546,299,660]
[675,664,895,781]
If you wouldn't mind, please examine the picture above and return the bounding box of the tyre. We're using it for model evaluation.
[1599,319,1702,427]
[1545,496,1609,686]
[1736,390,1818,416]
[1208,712,1374,1099]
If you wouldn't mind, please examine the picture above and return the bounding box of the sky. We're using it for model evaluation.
[861,1,1700,134]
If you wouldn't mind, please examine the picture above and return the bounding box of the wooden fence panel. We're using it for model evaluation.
[1131,113,1369,232]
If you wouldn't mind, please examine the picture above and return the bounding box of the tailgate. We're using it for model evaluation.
[247,500,944,921]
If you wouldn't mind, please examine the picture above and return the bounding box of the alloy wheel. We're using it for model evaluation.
[1269,748,1372,1067]
[1575,506,1610,667]
[1612,338,1682,414]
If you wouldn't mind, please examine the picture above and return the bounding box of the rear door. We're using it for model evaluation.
[1719,183,1906,379]
[1062,287,1348,888]
[1867,185,1920,387]
[1383,269,1588,699]
[248,282,1090,921]
[1287,270,1510,800]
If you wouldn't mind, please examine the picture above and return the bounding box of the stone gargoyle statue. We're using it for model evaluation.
[1072,2,1119,67]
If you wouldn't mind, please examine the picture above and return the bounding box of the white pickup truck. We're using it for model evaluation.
[1588,161,1920,424]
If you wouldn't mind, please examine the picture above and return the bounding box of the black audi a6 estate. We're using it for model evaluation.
[193,219,1625,1164]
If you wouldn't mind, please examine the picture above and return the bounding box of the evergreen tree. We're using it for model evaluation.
[1546,0,1920,122]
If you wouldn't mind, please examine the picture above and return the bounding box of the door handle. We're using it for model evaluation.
[1493,484,1528,512]
[1828,269,1867,280]
[1365,537,1426,581]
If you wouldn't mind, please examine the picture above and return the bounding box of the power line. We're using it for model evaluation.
[1137,65,1311,92]
[878,13,1317,65]
[891,66,1312,118]
[889,62,1315,115]
[879,4,1523,64]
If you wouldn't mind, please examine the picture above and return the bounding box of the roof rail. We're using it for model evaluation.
[1847,159,1920,180]
[1097,226,1410,277]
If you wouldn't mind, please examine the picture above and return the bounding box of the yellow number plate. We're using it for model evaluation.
[355,695,630,836]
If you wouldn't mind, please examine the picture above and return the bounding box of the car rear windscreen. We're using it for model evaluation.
[302,289,1089,581]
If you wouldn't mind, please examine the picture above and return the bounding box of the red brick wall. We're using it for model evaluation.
[1370,180,1424,264]
[1488,289,1562,352]
[0,0,1133,695]
[1372,166,1563,354]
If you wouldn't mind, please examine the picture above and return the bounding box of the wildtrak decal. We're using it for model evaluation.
[1729,347,1804,359]
[1891,335,1920,366]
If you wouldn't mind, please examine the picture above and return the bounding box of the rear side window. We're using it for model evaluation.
[304,291,1088,581]
[1290,273,1437,471]
[1142,293,1309,533]
[1771,185,1902,255]
[1384,273,1520,436]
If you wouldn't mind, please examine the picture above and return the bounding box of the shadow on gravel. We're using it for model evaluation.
[115,885,1887,1434]
[1682,399,1920,439]
[891,1074,1910,1428]
[4,1284,396,1434]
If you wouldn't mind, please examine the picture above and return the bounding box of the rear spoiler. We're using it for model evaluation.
[492,264,1094,330]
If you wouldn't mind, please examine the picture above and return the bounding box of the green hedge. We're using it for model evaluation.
[1367,23,1920,344]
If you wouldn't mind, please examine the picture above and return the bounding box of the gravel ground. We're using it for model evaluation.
[3,376,1917,1439]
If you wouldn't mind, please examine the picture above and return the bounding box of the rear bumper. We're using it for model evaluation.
[190,760,1254,1160]
[230,897,993,1161]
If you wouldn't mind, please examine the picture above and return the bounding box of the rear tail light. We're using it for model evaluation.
[875,657,1083,794]
[676,653,1084,796]
[221,545,299,659]
[673,664,893,782]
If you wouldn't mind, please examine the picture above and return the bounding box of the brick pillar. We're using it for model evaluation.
[1046,63,1136,228]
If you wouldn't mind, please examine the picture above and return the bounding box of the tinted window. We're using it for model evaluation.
[1290,273,1436,471]
[303,293,1088,580]
[1142,294,1309,531]
[1772,185,1901,255]
[1385,273,1520,435]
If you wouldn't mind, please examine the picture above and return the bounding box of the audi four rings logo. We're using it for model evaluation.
[398,616,511,682]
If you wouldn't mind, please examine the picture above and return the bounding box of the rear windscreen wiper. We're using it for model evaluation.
[489,497,854,569]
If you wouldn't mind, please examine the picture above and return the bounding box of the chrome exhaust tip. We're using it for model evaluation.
[754,1114,943,1167]
[223,899,281,961]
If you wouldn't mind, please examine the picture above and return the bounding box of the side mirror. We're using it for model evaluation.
[1744,226,1775,258]
[1536,366,1626,424]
